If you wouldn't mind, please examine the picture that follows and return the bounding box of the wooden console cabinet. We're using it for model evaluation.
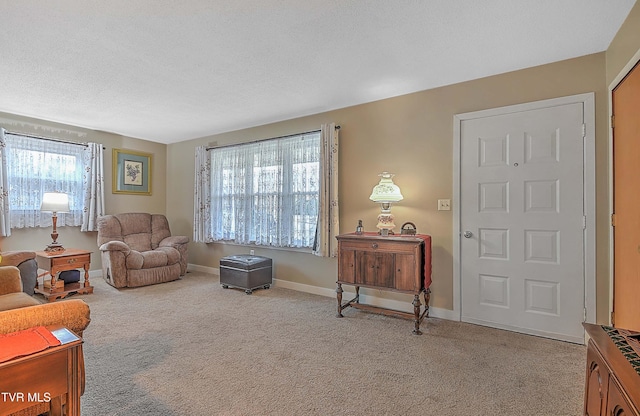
[583,323,640,416]
[336,233,432,334]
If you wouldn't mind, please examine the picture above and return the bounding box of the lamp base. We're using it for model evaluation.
[376,212,396,236]
[45,243,65,253]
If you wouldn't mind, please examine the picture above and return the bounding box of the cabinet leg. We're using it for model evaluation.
[424,288,431,318]
[50,271,58,296]
[412,294,422,335]
[49,395,63,416]
[83,264,91,288]
[336,283,344,318]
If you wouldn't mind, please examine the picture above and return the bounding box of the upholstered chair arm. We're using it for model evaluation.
[0,250,36,267]
[159,236,189,276]
[99,241,132,253]
[125,250,144,270]
[100,248,130,288]
[0,266,23,295]
[159,235,189,247]
[0,299,91,336]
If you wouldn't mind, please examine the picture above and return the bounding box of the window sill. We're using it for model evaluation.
[207,240,313,255]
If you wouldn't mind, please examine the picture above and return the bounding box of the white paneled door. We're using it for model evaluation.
[459,100,588,343]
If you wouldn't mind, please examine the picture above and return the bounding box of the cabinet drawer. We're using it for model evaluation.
[339,239,417,255]
[50,254,90,268]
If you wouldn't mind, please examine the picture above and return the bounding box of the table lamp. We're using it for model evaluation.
[41,192,70,252]
[369,172,403,235]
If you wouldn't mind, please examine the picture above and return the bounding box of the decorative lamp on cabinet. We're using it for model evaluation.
[40,192,70,252]
[369,172,403,235]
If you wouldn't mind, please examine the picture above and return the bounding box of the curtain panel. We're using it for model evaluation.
[0,129,11,236]
[313,123,340,257]
[193,145,213,243]
[81,142,105,231]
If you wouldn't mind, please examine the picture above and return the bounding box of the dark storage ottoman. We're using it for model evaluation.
[220,255,272,294]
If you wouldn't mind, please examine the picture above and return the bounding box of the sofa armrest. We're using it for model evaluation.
[0,266,23,295]
[159,235,189,247]
[0,299,91,336]
[0,250,36,267]
[99,241,131,253]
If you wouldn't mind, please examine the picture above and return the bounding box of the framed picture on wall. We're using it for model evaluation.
[113,148,152,195]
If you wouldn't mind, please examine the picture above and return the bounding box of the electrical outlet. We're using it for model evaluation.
[250,249,255,255]
[438,199,451,211]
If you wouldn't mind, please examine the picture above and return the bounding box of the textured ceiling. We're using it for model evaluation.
[0,1,636,144]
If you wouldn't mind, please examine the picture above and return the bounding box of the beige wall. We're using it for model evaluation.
[168,52,608,318]
[606,1,640,86]
[0,112,168,271]
[2,0,639,323]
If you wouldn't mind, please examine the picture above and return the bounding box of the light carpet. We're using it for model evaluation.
[79,271,586,415]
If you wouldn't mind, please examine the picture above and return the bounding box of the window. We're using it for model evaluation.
[209,131,321,248]
[5,133,84,228]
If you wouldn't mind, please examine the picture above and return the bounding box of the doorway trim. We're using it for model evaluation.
[608,47,640,326]
[452,93,596,335]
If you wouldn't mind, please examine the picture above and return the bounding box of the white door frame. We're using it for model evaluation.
[452,93,597,335]
[608,48,640,326]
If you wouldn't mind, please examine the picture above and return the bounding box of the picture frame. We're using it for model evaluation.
[112,148,152,195]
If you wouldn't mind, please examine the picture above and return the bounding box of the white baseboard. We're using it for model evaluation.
[273,277,457,321]
[187,263,219,275]
[161,264,458,321]
[89,269,102,279]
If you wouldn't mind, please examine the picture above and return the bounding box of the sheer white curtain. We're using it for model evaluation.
[81,142,105,231]
[313,123,340,257]
[0,129,11,236]
[210,133,321,247]
[193,128,337,250]
[5,134,84,228]
[3,132,104,232]
[193,145,213,243]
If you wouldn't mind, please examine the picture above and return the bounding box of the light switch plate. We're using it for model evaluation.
[438,199,451,211]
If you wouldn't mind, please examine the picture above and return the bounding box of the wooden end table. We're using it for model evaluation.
[35,249,94,302]
[0,326,83,416]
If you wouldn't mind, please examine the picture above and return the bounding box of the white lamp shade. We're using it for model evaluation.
[369,172,403,203]
[41,192,70,213]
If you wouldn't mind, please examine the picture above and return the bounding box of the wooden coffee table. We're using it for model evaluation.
[35,249,94,302]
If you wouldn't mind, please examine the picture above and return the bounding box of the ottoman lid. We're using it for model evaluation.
[220,255,272,270]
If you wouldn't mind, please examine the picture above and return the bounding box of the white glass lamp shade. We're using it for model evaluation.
[40,192,70,213]
[369,172,403,235]
[369,172,403,203]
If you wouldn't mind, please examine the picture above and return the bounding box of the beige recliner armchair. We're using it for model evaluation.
[97,213,189,288]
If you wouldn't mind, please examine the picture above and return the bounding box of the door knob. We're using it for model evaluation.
[463,231,473,238]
